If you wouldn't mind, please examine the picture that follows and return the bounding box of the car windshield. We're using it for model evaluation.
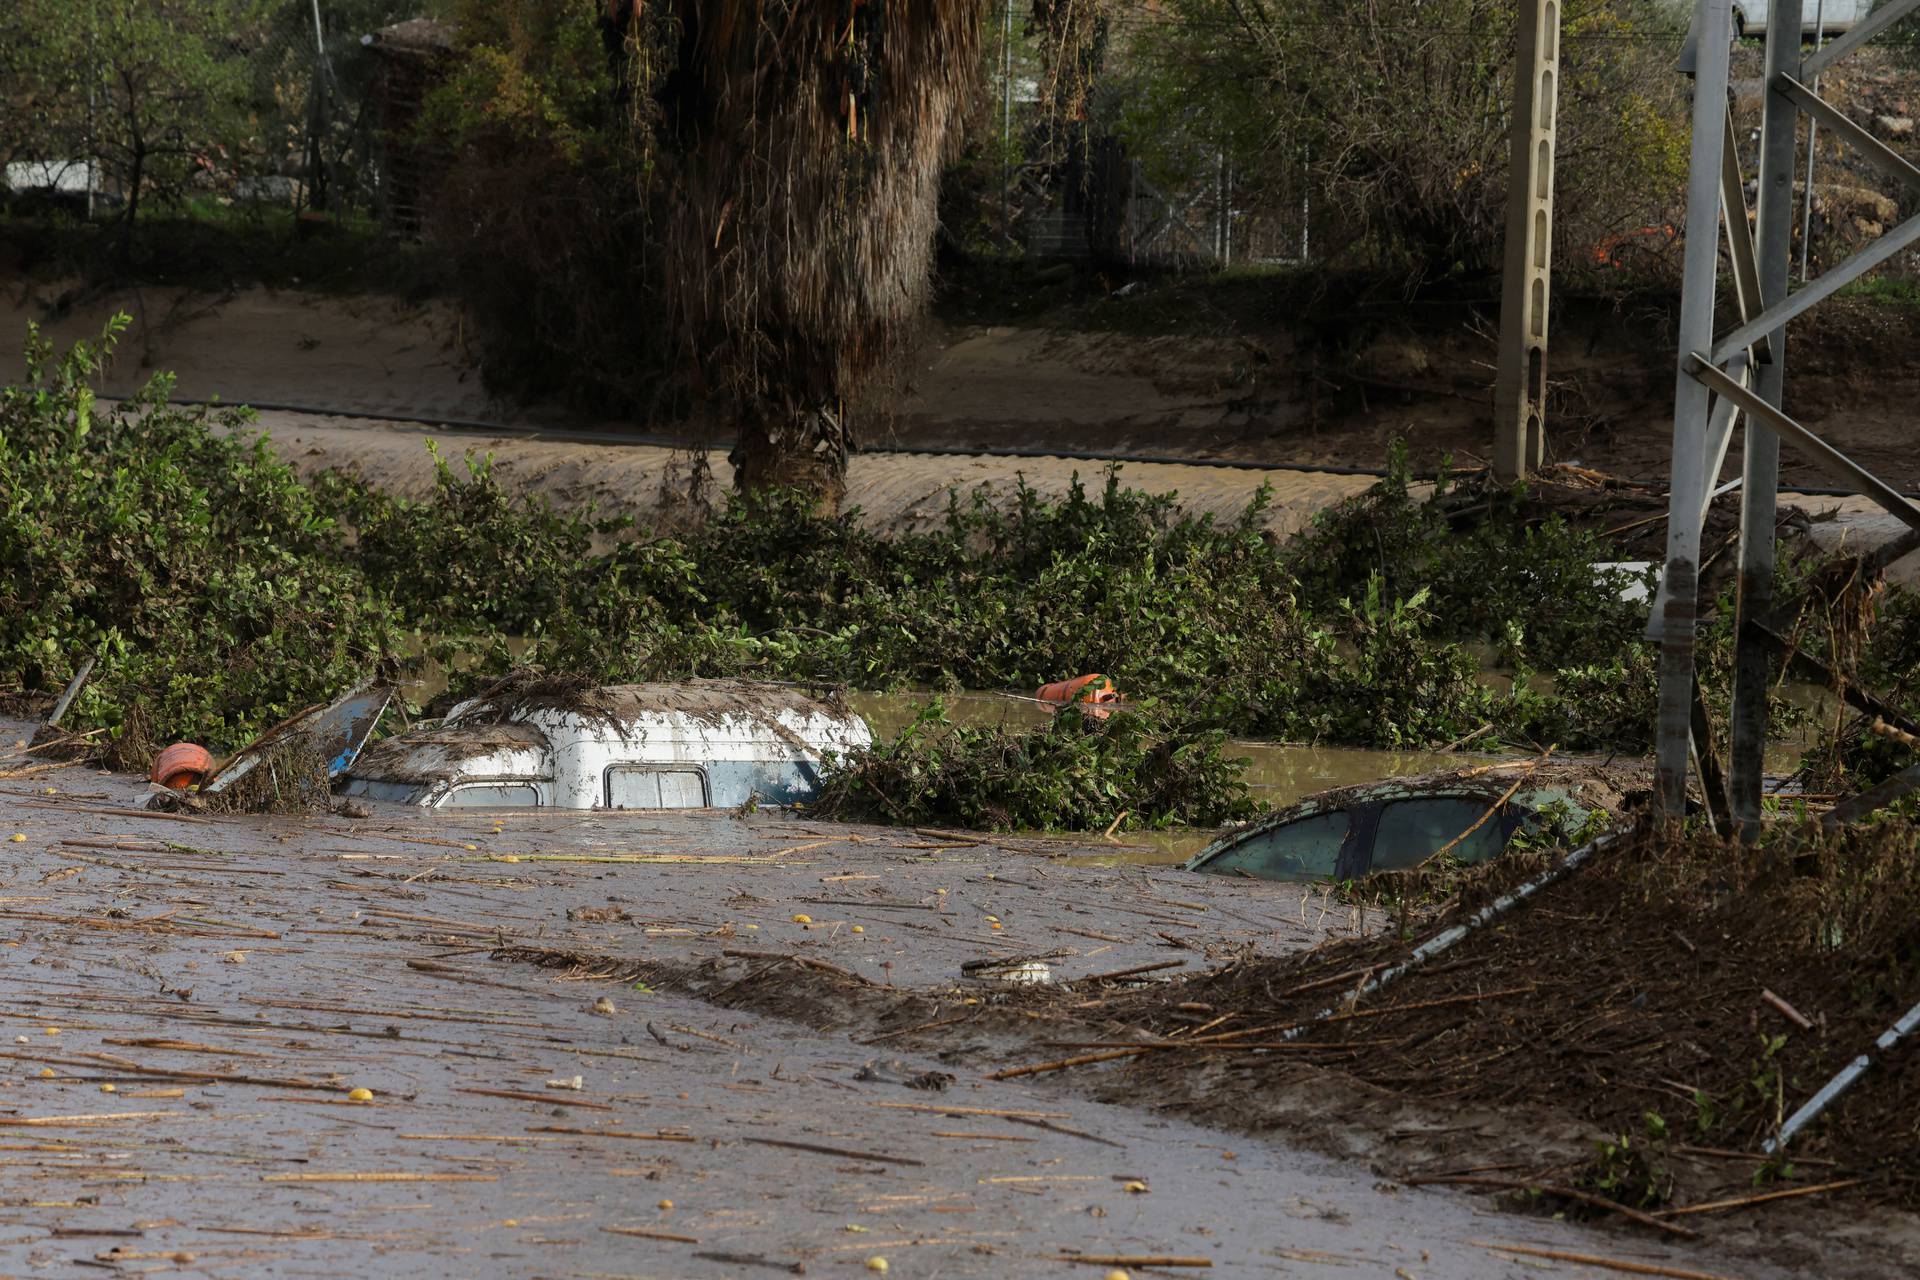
[1195,809,1349,881]
[1369,796,1511,871]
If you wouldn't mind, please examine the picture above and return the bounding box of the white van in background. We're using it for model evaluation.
[1730,0,1872,40]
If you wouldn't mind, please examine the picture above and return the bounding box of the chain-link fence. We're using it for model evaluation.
[983,0,1318,270]
[1,1,449,233]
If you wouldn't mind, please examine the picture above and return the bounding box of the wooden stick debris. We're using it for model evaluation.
[262,1172,500,1183]
[1403,1174,1695,1238]
[1473,1240,1733,1280]
[602,1225,700,1244]
[1760,988,1814,1031]
[989,986,1533,1079]
[720,948,876,986]
[0,1110,182,1126]
[1654,1178,1865,1218]
[1069,959,1186,984]
[869,1103,1070,1120]
[691,1249,806,1274]
[1053,1254,1213,1268]
[454,1086,614,1110]
[528,1126,697,1143]
[744,1136,924,1167]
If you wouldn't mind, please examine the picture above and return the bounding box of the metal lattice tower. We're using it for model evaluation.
[1657,0,1920,821]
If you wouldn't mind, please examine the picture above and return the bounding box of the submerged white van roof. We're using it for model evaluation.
[343,679,870,810]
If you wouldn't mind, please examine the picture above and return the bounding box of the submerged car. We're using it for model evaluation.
[1185,766,1629,883]
[341,679,870,810]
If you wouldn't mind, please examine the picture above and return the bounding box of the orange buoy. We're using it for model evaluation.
[1035,674,1121,719]
[150,743,214,791]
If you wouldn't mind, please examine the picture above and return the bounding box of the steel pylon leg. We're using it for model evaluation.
[1726,0,1803,830]
[1655,0,1733,815]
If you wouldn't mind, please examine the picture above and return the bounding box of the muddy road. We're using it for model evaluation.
[0,724,1833,1278]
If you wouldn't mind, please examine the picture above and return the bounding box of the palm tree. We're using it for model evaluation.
[649,0,982,506]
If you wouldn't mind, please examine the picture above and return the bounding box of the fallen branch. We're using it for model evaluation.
[262,1172,498,1183]
[1654,1178,1866,1219]
[721,948,877,986]
[529,1126,696,1143]
[744,1136,924,1167]
[1054,1254,1212,1268]
[454,1086,613,1110]
[1759,988,1814,1032]
[1404,1175,1694,1238]
[1069,959,1186,985]
[602,1225,699,1244]
[1473,1240,1732,1280]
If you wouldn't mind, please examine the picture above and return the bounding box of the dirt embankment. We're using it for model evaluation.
[14,251,1920,509]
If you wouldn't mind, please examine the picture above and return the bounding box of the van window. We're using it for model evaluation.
[440,782,541,808]
[1370,797,1510,871]
[1196,810,1350,881]
[607,766,708,810]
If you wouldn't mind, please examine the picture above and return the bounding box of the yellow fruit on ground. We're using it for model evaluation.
[657,1199,673,1210]
[347,1087,374,1102]
[865,1258,888,1274]
[791,913,813,924]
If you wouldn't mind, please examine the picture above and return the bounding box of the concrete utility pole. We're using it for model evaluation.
[1492,0,1561,483]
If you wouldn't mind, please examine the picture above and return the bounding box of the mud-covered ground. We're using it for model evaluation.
[0,721,1897,1278]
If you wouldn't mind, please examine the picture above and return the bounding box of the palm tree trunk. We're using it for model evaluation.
[730,403,849,508]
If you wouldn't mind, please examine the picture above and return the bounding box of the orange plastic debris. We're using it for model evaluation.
[150,742,214,791]
[1035,674,1122,719]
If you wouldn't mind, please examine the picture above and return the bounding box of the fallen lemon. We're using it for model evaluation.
[1123,1180,1149,1194]
[8,834,25,843]
[657,1198,673,1210]
[850,925,864,934]
[99,1084,116,1094]
[38,1067,53,1078]
[865,1259,889,1274]
[347,1087,374,1102]
[500,855,521,863]
[1107,1271,1132,1280]
[791,913,813,924]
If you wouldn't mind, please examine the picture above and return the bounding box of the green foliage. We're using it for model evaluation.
[5,0,277,230]
[812,699,1259,833]
[1580,1117,1674,1209]
[4,324,1849,799]
[1103,0,1689,278]
[420,0,675,413]
[0,317,400,752]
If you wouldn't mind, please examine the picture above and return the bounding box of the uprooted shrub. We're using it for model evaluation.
[0,318,401,752]
[811,700,1260,833]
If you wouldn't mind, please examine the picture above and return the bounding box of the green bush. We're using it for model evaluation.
[0,319,399,751]
[813,699,1259,833]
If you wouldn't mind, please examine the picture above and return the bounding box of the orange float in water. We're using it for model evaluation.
[150,743,214,791]
[1035,674,1121,719]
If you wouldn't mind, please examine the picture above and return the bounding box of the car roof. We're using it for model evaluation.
[1185,761,1636,871]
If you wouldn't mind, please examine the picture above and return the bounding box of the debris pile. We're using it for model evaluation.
[1034,818,1920,1211]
